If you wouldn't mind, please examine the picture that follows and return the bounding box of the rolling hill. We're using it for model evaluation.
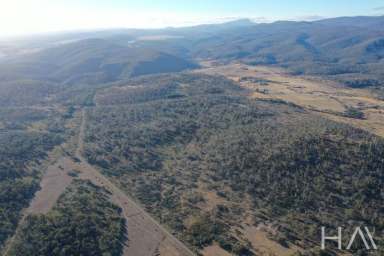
[80,16,383,91]
[0,38,197,106]
[0,38,198,84]
[1,15,384,256]
[84,73,384,255]
[179,16,384,89]
[2,16,384,91]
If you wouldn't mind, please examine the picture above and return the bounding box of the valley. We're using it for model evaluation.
[0,14,384,256]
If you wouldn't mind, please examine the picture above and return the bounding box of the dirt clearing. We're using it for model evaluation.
[27,157,74,214]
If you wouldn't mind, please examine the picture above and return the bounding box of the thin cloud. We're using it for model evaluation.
[293,15,325,21]
[251,17,272,23]
[373,6,384,11]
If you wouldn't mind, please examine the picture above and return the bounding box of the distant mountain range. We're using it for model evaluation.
[130,16,384,89]
[1,15,384,256]
[183,16,384,88]
[0,15,383,92]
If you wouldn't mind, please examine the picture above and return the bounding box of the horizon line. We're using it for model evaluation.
[1,14,383,41]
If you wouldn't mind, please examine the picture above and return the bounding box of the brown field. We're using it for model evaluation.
[242,225,299,256]
[27,157,74,215]
[196,62,384,138]
[202,244,232,256]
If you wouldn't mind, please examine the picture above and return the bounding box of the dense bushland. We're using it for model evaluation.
[83,73,384,255]
[8,180,125,256]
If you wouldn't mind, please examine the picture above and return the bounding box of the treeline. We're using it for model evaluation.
[0,107,71,251]
[8,179,126,256]
[0,131,64,249]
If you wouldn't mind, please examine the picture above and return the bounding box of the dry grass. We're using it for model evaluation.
[196,182,229,212]
[202,244,232,256]
[242,224,299,256]
[195,62,384,138]
[27,157,74,214]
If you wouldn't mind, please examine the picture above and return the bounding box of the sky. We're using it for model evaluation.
[1,0,384,37]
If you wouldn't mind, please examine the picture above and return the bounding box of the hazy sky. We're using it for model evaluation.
[1,0,384,37]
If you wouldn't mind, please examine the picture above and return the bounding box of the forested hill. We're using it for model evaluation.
[185,16,384,89]
[75,16,384,91]
[0,15,384,256]
[1,16,384,90]
[0,38,198,87]
[83,73,384,255]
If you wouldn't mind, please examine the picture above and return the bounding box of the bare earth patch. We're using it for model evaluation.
[202,244,232,256]
[27,157,74,214]
[242,225,299,256]
[196,182,228,212]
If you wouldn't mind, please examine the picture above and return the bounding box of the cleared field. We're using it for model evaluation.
[202,245,232,256]
[242,225,298,256]
[26,157,73,215]
[197,62,384,137]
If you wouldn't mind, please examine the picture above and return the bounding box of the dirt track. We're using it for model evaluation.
[2,109,194,256]
[74,109,195,256]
